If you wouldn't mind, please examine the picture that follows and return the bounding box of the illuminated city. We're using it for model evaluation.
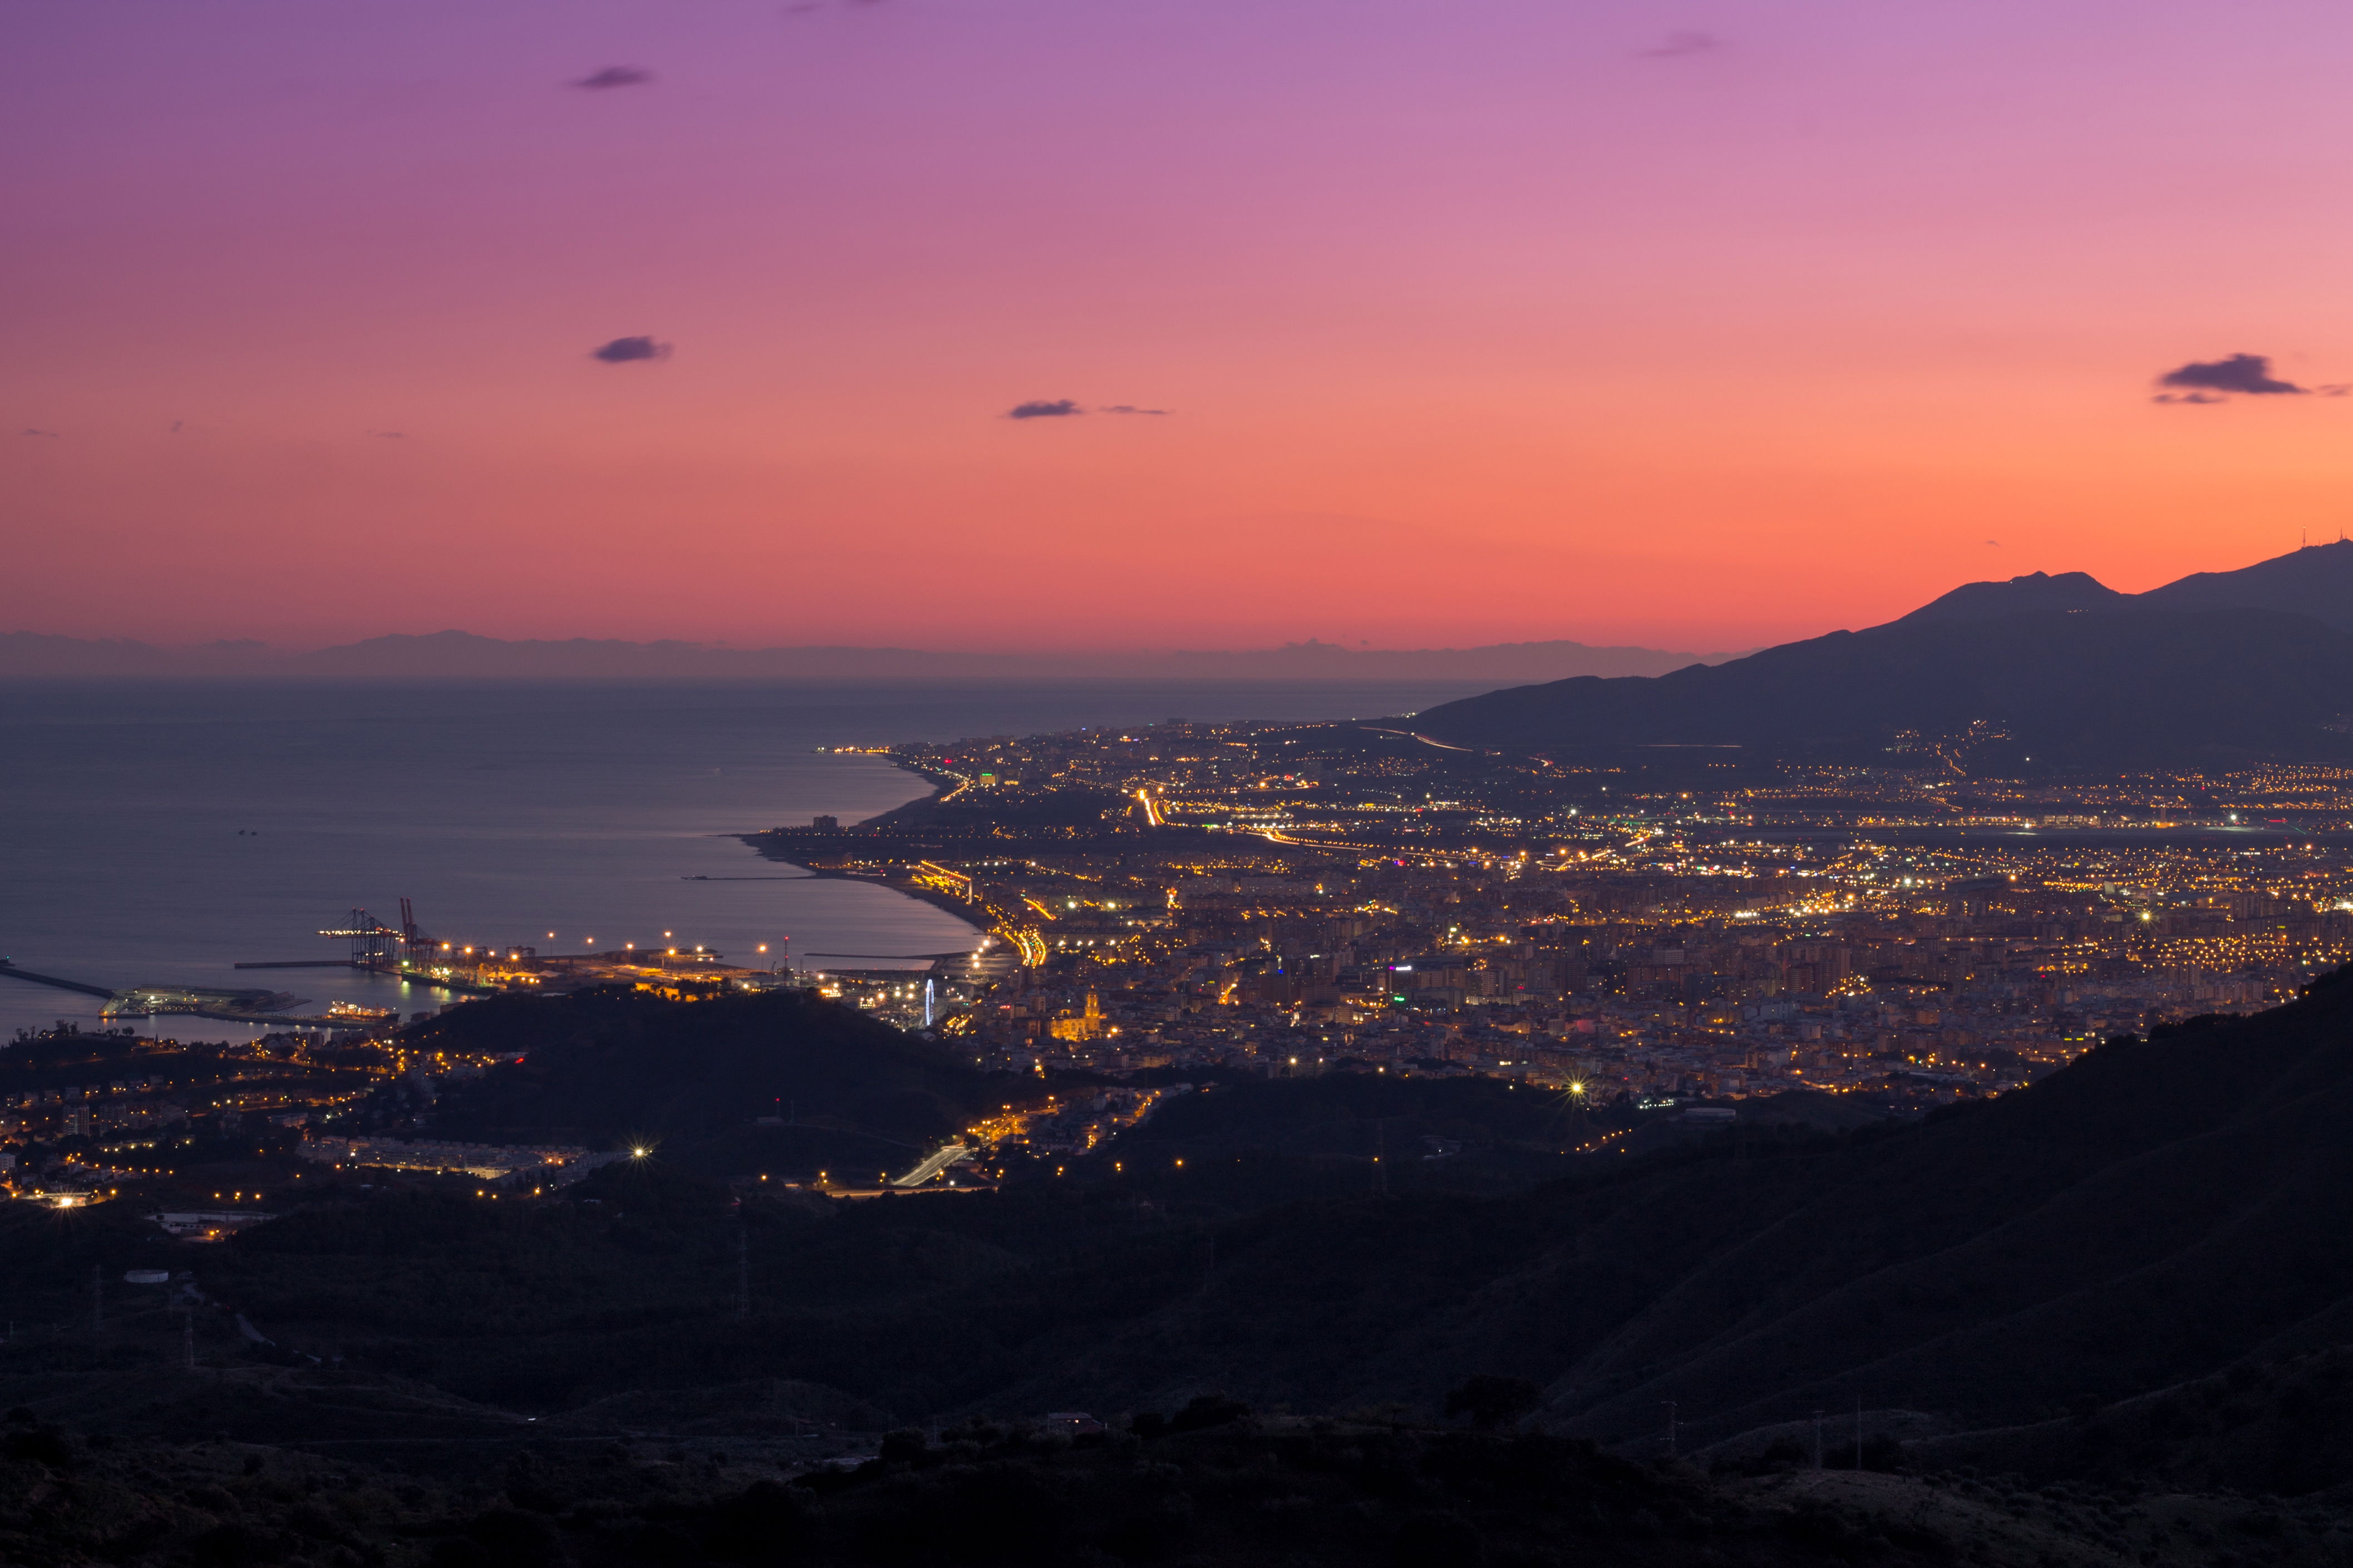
[754,723,2353,1116]
[19,0,2353,1556]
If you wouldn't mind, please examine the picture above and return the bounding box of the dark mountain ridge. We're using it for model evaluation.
[124,976,2353,1452]
[1882,539,2353,632]
[15,974,2353,1523]
[2138,537,2353,624]
[959,971,2353,1463]
[1411,540,2353,764]
[1412,604,2353,765]
[1888,569,2126,625]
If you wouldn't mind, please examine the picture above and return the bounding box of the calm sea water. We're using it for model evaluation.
[0,679,1495,1040]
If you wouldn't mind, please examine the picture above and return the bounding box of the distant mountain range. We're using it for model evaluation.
[1415,541,2353,766]
[0,629,1743,683]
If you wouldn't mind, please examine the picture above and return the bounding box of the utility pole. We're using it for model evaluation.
[735,1224,750,1320]
[91,1266,102,1333]
[183,1311,195,1372]
[1812,1410,1824,1471]
[1663,1401,1677,1457]
[1854,1396,1863,1470]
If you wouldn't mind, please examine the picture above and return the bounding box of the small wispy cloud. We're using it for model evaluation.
[2154,352,2305,399]
[573,66,653,90]
[22,428,58,437]
[1101,404,1170,416]
[1007,399,1082,420]
[592,336,670,363]
[2152,391,2224,405]
[1641,31,1721,58]
[370,430,407,439]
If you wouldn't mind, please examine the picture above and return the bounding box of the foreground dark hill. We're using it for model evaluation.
[12,1407,2303,1568]
[958,972,2353,1446]
[1048,969,2353,1452]
[15,975,2353,1502]
[410,988,1001,1173]
[1410,605,2353,764]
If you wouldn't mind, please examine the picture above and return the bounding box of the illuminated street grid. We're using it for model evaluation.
[12,723,2352,1208]
[766,721,2353,1110]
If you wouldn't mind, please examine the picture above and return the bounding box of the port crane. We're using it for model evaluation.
[318,899,437,968]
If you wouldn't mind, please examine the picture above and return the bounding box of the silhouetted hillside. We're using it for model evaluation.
[16,972,2353,1521]
[1410,607,2353,765]
[1914,1343,2353,1498]
[412,988,1001,1161]
[1886,569,2125,625]
[17,1404,2299,1568]
[1034,969,2353,1443]
[1877,542,2353,632]
[2137,538,2353,629]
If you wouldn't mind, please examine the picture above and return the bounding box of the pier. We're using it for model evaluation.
[0,961,115,999]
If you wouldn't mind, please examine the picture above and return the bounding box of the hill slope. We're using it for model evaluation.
[1875,542,2353,632]
[1886,569,2125,625]
[411,988,1000,1167]
[2137,538,2353,628]
[18,977,2353,1494]
[1409,606,2353,764]
[984,969,2353,1451]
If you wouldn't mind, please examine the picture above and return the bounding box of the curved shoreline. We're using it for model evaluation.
[732,753,988,950]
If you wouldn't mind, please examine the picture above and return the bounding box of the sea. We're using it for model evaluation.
[0,679,1498,1042]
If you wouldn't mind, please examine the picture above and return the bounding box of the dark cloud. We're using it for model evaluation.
[1101,404,1170,416]
[1007,399,1082,420]
[573,66,653,90]
[591,336,670,363]
[1641,31,1721,57]
[2155,352,2306,396]
[22,428,58,437]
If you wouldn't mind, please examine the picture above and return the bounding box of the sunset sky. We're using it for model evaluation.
[8,0,2353,652]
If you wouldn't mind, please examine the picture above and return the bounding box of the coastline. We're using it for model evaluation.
[735,753,990,947]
